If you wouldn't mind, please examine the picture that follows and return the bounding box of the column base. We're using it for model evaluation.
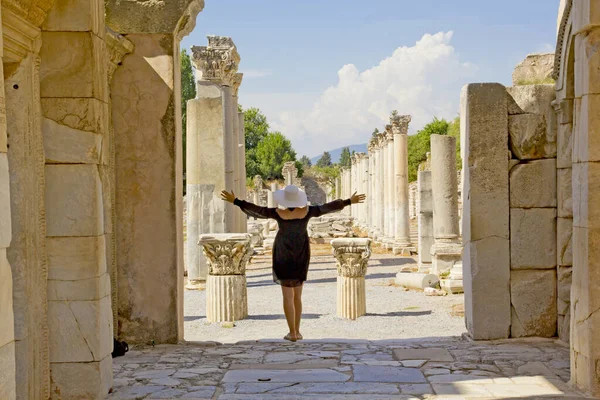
[337,276,366,320]
[418,262,432,274]
[206,274,248,323]
[440,262,464,294]
[431,241,463,276]
[185,279,206,290]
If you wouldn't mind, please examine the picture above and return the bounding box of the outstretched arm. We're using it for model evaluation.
[221,190,277,220]
[310,192,366,217]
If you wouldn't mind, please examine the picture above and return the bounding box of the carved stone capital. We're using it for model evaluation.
[192,36,240,87]
[198,234,252,275]
[331,238,372,277]
[232,73,243,97]
[106,27,134,83]
[391,114,411,135]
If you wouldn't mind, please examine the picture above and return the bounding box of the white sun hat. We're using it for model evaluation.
[273,185,308,208]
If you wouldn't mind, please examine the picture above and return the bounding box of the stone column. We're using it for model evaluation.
[461,83,510,340]
[186,37,240,287]
[0,10,16,399]
[199,234,251,322]
[385,126,395,239]
[373,141,382,236]
[392,114,411,247]
[368,141,377,233]
[430,134,463,293]
[238,111,247,232]
[380,136,388,237]
[271,182,278,207]
[362,155,369,227]
[332,238,372,319]
[417,171,434,273]
[568,4,600,395]
[232,73,243,233]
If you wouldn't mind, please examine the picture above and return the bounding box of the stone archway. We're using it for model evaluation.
[553,0,600,395]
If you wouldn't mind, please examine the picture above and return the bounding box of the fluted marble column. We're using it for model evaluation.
[392,114,411,246]
[332,238,372,319]
[376,139,385,236]
[362,155,369,227]
[199,234,252,322]
[418,171,433,272]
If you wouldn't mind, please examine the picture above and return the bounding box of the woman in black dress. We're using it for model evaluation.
[221,185,366,342]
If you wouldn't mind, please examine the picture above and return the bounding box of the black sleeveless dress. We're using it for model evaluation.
[233,198,351,287]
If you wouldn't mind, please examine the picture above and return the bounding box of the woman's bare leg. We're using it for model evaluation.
[293,285,303,338]
[281,286,296,340]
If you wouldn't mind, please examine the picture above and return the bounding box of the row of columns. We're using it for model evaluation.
[186,36,248,287]
[339,113,412,251]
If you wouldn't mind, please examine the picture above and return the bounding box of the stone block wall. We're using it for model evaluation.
[462,81,563,341]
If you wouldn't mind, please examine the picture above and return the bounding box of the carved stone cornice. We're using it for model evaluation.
[391,114,411,135]
[192,36,240,87]
[2,0,54,30]
[232,73,243,97]
[2,6,41,64]
[199,234,252,276]
[553,0,572,81]
[105,27,134,83]
[331,239,372,277]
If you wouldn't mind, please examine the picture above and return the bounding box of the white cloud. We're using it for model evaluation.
[268,31,477,157]
[240,69,272,78]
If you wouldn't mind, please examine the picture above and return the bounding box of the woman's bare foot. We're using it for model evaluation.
[296,332,303,340]
[284,332,297,342]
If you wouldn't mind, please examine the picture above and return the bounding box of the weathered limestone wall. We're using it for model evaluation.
[462,75,561,342]
[113,33,180,345]
[553,0,600,394]
[0,7,17,399]
[507,83,558,338]
[40,0,114,396]
[461,83,511,340]
[3,9,48,399]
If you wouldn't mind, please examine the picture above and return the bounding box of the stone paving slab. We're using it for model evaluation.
[393,347,454,362]
[109,337,596,399]
[222,368,350,383]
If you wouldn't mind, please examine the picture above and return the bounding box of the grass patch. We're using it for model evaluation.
[450,303,465,318]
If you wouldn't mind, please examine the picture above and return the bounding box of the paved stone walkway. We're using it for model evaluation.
[109,337,595,399]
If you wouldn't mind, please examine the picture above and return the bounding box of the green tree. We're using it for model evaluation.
[372,128,380,138]
[316,151,332,167]
[295,160,305,178]
[339,147,351,168]
[447,116,462,169]
[299,155,312,168]
[241,107,271,178]
[407,117,450,182]
[255,132,297,179]
[181,49,196,192]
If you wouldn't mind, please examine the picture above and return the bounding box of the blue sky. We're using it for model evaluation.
[182,0,560,158]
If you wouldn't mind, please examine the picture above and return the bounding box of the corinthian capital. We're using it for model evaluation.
[232,73,244,96]
[192,36,240,87]
[391,112,411,135]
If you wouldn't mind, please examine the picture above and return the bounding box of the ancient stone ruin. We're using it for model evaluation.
[0,0,599,398]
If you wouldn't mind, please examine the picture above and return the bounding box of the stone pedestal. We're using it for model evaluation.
[331,238,372,320]
[430,134,462,276]
[199,234,252,323]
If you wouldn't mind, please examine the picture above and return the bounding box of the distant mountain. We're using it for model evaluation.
[310,143,368,165]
